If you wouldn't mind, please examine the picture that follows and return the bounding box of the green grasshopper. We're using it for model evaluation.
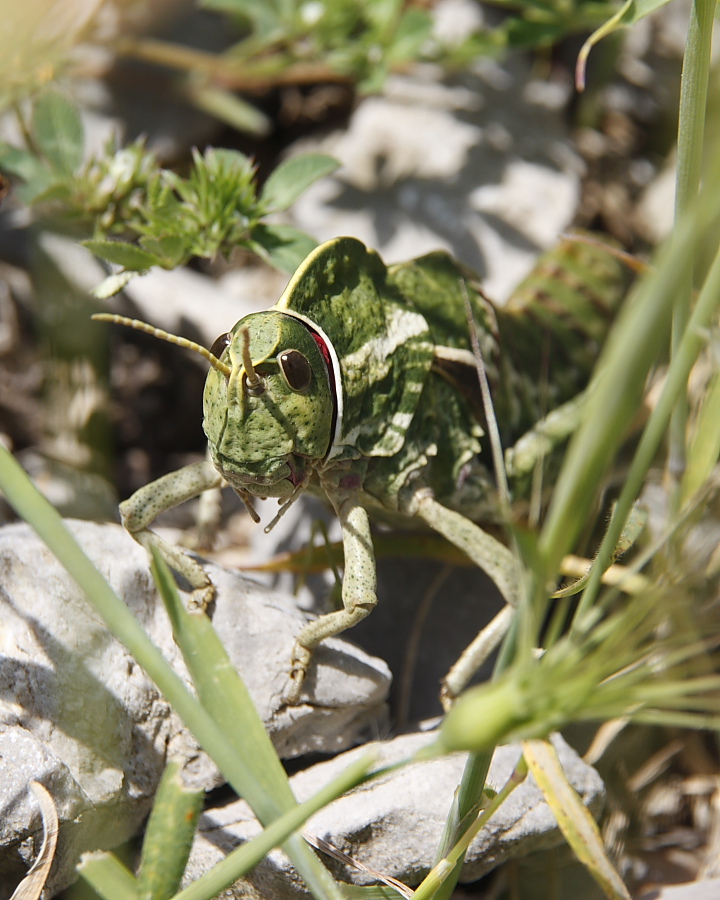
[96,235,626,705]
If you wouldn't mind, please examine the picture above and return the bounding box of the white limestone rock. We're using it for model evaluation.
[0,520,390,896]
[185,731,604,897]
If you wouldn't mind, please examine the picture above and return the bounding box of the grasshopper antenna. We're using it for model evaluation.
[238,324,263,391]
[93,313,232,377]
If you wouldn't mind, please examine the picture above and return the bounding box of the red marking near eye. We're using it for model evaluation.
[310,329,336,403]
[310,330,338,456]
[312,331,332,369]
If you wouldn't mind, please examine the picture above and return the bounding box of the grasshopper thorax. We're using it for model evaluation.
[203,310,336,498]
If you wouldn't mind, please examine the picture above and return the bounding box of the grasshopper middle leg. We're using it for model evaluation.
[285,497,377,704]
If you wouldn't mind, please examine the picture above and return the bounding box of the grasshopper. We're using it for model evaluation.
[97,235,626,705]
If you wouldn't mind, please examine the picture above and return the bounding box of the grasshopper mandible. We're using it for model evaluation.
[97,235,626,705]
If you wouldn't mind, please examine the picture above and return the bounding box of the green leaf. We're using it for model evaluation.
[250,224,319,273]
[77,852,138,899]
[83,240,160,270]
[31,91,84,176]
[185,83,271,136]
[92,271,138,299]
[139,234,187,268]
[365,0,404,31]
[0,143,51,185]
[137,761,203,900]
[504,19,566,48]
[259,154,339,212]
[388,9,434,63]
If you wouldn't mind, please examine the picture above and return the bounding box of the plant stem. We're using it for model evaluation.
[668,0,715,510]
[574,232,720,625]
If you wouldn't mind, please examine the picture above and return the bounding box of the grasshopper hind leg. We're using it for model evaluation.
[405,489,519,709]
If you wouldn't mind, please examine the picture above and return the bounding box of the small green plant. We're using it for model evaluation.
[0,90,339,296]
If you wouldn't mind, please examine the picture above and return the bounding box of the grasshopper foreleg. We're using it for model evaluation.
[120,459,223,609]
[285,497,377,704]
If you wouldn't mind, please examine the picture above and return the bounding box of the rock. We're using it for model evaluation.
[638,879,720,900]
[0,520,390,896]
[288,55,580,303]
[185,731,604,897]
[119,261,289,349]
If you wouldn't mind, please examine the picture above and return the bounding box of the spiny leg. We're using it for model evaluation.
[405,489,520,708]
[120,459,224,609]
[441,605,515,710]
[285,497,377,704]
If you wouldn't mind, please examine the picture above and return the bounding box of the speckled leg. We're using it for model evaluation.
[285,497,377,704]
[407,489,519,606]
[120,460,223,609]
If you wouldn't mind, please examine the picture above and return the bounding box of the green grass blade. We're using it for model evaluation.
[668,0,716,513]
[150,548,349,900]
[150,549,295,815]
[537,203,713,581]
[137,761,204,900]
[77,852,138,899]
[427,750,493,900]
[172,753,373,900]
[572,231,720,624]
[0,447,275,794]
[412,757,528,900]
[682,368,720,503]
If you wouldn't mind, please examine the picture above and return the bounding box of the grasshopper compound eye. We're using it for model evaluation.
[210,332,232,358]
[279,349,312,393]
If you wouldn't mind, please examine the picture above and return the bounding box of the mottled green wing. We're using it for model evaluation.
[274,237,435,460]
[493,233,629,444]
[387,251,498,353]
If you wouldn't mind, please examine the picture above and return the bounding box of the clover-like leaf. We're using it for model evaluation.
[259,154,339,212]
[83,239,161,270]
[250,223,319,273]
[92,271,138,299]
[32,91,84,176]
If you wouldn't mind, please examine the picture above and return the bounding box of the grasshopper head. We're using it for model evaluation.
[203,310,335,498]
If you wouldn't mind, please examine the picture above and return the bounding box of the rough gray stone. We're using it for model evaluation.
[185,731,605,897]
[288,56,581,303]
[638,878,720,900]
[238,494,506,725]
[0,520,390,896]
